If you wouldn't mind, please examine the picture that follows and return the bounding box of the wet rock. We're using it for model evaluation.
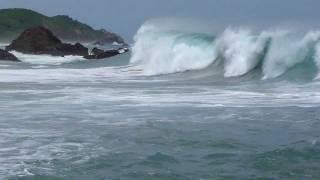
[91,47,104,56]
[57,43,88,56]
[84,48,129,60]
[0,49,19,61]
[6,26,88,56]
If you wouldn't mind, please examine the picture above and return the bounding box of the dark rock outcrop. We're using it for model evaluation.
[0,49,19,61]
[84,48,129,59]
[5,26,128,60]
[91,47,105,56]
[6,26,89,56]
[57,43,88,56]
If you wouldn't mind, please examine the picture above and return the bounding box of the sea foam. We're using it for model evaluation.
[130,21,320,79]
[11,51,85,65]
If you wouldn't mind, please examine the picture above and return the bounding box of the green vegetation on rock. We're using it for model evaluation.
[0,8,125,43]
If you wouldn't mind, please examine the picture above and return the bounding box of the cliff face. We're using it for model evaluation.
[0,8,125,44]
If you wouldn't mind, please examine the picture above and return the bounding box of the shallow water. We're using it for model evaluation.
[0,51,320,180]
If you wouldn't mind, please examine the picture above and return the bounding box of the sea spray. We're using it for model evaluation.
[130,22,320,80]
[130,24,217,75]
[314,43,320,79]
[215,28,269,77]
[262,31,320,79]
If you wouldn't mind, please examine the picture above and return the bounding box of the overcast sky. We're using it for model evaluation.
[0,0,318,40]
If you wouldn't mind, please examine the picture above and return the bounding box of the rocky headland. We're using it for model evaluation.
[0,8,125,44]
[0,26,128,61]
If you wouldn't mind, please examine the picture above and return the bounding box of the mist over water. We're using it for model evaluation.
[1,20,320,179]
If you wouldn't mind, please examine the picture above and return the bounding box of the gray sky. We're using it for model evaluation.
[0,0,318,41]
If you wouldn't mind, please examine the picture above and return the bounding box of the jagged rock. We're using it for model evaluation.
[91,47,104,56]
[57,43,88,56]
[6,26,88,56]
[84,48,129,60]
[0,49,19,61]
[5,26,128,60]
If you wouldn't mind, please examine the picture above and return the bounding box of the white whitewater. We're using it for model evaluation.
[262,31,320,79]
[130,24,218,75]
[130,22,320,79]
[215,28,269,77]
[11,51,85,65]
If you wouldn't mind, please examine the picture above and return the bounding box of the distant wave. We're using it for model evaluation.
[130,22,320,79]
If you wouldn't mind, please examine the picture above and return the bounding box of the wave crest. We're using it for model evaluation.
[130,22,320,80]
[130,24,217,75]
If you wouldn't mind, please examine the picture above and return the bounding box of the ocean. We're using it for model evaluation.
[1,23,320,179]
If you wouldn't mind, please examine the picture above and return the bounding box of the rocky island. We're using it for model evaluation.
[0,8,129,62]
[0,8,125,45]
[0,26,128,61]
[5,26,88,56]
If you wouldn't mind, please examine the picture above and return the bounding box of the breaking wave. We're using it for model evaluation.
[130,22,320,79]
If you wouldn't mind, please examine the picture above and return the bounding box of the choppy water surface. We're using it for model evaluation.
[1,23,320,179]
[0,54,319,180]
